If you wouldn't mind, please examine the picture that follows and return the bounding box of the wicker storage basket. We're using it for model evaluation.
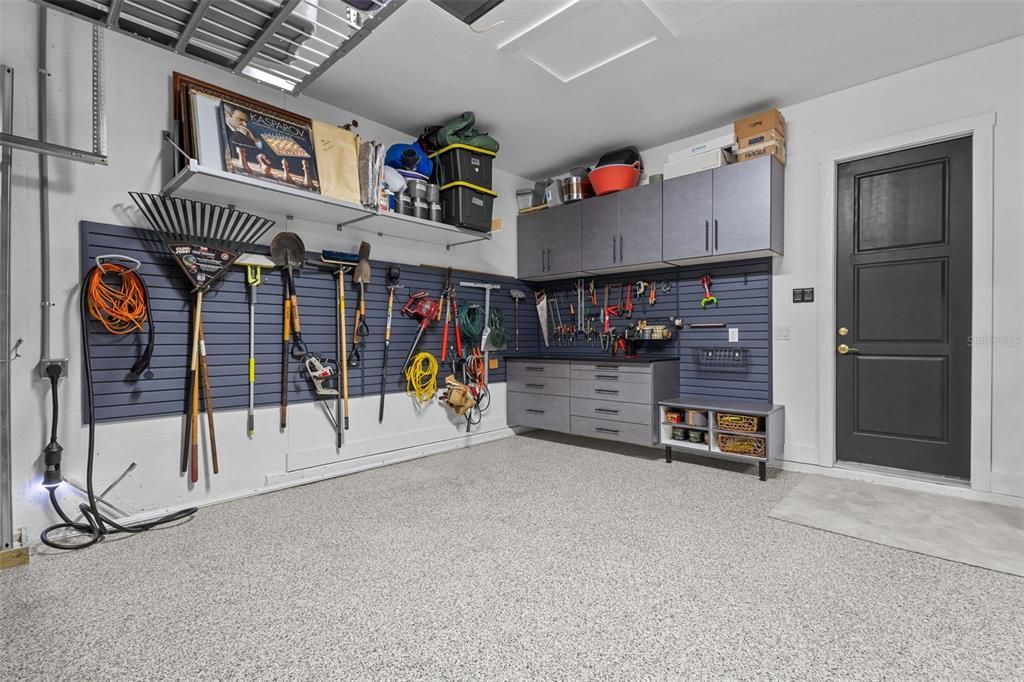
[717,433,766,458]
[715,413,763,433]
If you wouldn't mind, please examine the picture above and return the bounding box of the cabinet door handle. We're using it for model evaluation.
[594,374,619,380]
[714,219,719,251]
[525,409,545,414]
[595,408,620,415]
[525,383,545,389]
[705,220,709,252]
[525,366,546,372]
[619,235,623,262]
[595,388,619,395]
[596,427,620,434]
[611,236,616,263]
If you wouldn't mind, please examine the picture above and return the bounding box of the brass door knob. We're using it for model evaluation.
[837,344,860,355]
[838,326,849,336]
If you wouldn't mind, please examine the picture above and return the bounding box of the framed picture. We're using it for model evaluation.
[218,101,320,193]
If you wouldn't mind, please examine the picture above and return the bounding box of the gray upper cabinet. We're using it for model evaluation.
[618,181,663,269]
[663,156,784,265]
[581,193,619,271]
[662,170,713,261]
[516,209,548,279]
[546,201,583,276]
[517,201,583,280]
[581,182,664,274]
[518,156,783,279]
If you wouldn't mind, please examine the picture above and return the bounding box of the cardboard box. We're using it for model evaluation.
[664,148,734,180]
[735,140,785,164]
[667,132,737,163]
[734,108,786,140]
[737,128,785,150]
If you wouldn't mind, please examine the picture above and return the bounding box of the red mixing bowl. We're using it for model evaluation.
[588,162,642,196]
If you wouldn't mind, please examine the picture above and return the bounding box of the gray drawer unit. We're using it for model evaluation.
[508,393,571,432]
[507,357,678,448]
[507,375,570,397]
[508,360,571,381]
[571,367,652,385]
[571,378,652,405]
[570,415,654,445]
[571,362,652,374]
[571,397,654,425]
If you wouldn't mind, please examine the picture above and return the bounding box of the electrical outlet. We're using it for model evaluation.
[728,328,739,343]
[37,358,68,379]
[774,325,791,340]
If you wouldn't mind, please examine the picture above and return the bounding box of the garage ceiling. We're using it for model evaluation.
[305,0,1024,179]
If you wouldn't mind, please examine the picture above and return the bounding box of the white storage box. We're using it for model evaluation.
[666,132,736,164]
[664,148,733,180]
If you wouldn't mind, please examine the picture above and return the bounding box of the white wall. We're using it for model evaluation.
[638,37,1024,497]
[1,2,529,539]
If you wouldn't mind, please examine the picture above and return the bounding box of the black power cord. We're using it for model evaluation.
[40,265,197,550]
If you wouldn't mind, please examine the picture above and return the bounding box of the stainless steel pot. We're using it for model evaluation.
[558,176,595,203]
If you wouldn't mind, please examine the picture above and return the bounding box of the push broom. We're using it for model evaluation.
[321,248,361,446]
[129,192,274,482]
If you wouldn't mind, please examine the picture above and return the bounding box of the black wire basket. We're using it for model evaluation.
[693,347,749,372]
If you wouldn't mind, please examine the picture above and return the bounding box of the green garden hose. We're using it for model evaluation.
[457,304,507,348]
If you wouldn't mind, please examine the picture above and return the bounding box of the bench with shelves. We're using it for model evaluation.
[659,397,784,480]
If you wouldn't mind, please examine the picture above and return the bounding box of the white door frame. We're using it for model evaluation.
[816,113,995,492]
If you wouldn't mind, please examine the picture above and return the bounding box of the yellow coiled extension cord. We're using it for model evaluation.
[405,352,438,404]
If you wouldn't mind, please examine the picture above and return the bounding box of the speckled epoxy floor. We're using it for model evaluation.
[2,434,1022,680]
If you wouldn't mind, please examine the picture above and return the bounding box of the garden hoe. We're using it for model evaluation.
[509,288,526,351]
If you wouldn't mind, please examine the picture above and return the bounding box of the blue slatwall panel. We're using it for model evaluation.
[81,221,534,423]
[528,259,773,402]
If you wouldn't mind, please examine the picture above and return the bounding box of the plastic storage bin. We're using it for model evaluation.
[431,144,495,190]
[439,181,497,233]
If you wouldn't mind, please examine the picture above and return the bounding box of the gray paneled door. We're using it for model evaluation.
[835,137,972,478]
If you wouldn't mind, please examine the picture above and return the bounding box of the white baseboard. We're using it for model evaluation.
[46,427,518,538]
[779,460,1024,508]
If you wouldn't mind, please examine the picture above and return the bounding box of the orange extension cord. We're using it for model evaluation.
[86,263,149,334]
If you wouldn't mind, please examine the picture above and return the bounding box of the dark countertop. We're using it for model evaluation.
[506,354,678,364]
[659,396,783,415]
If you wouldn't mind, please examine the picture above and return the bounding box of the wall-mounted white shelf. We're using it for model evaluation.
[340,210,492,251]
[162,159,492,250]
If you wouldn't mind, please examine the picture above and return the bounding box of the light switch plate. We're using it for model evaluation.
[774,326,791,340]
[728,328,739,343]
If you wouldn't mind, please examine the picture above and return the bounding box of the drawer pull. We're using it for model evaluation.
[595,427,620,434]
[525,383,545,389]
[594,365,619,370]
[595,408,619,415]
[594,374,619,380]
[594,389,619,395]
[525,409,545,414]
[525,366,546,372]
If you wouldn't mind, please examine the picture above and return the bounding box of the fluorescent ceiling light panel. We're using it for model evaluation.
[498,0,671,83]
